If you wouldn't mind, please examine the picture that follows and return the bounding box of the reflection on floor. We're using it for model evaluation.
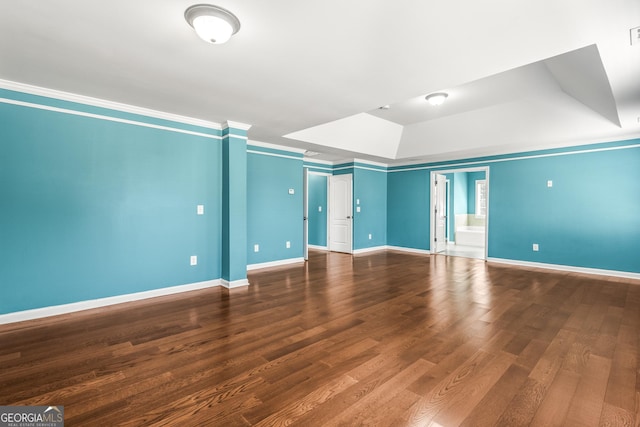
[437,242,485,259]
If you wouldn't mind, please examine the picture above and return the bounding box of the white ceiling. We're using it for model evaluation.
[0,0,639,164]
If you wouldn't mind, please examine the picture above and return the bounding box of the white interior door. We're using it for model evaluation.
[303,168,309,260]
[434,173,447,253]
[329,174,353,253]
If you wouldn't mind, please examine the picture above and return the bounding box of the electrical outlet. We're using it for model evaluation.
[318,206,322,212]
[190,255,198,266]
[286,241,291,249]
[368,233,372,240]
[532,243,539,252]
[547,180,553,188]
[356,206,361,212]
[254,244,259,252]
[197,204,204,215]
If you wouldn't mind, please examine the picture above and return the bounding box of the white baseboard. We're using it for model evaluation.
[221,278,250,289]
[0,279,221,325]
[353,245,388,255]
[487,258,640,281]
[386,246,431,255]
[308,245,328,251]
[247,257,305,271]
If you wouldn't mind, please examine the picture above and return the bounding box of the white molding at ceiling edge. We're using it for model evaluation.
[224,121,252,131]
[487,258,640,281]
[0,78,222,131]
[247,257,305,271]
[249,139,306,154]
[220,278,250,288]
[0,279,220,325]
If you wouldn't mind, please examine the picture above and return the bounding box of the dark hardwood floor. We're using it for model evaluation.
[1,250,639,426]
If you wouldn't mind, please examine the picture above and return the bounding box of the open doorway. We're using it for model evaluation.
[430,167,489,260]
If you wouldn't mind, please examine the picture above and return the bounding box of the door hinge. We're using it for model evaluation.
[434,238,437,242]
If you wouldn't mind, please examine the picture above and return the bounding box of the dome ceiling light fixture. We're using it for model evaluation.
[425,92,449,106]
[185,4,241,44]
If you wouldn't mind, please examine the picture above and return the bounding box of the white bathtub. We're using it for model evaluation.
[456,226,485,247]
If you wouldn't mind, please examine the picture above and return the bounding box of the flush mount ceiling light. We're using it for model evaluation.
[185,4,241,44]
[425,92,448,106]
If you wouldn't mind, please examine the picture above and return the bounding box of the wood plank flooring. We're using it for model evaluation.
[1,250,639,426]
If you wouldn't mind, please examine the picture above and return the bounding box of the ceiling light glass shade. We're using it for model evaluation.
[425,92,448,106]
[185,4,241,44]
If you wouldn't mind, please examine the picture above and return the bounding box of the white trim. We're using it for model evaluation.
[0,78,222,130]
[0,280,220,325]
[247,257,305,271]
[353,245,387,255]
[247,149,303,161]
[388,142,640,173]
[354,165,387,173]
[353,158,390,168]
[305,164,334,172]
[220,278,250,288]
[249,139,306,154]
[307,170,331,177]
[222,132,248,141]
[0,98,221,140]
[223,121,252,131]
[308,245,328,250]
[304,158,334,166]
[487,258,640,281]
[386,245,431,255]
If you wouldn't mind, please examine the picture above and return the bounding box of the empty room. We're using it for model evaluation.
[1,1,639,426]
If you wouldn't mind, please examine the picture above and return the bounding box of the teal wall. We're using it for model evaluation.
[353,167,387,249]
[387,169,430,250]
[2,84,639,317]
[0,92,222,314]
[308,173,328,247]
[247,146,303,264]
[388,140,640,273]
[453,172,468,215]
[488,146,640,272]
[467,171,486,215]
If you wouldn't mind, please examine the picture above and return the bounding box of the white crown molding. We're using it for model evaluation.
[353,158,390,168]
[0,279,220,325]
[304,158,335,166]
[223,120,252,131]
[249,139,306,154]
[0,78,222,130]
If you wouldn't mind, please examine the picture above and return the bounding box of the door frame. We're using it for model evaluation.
[303,169,331,257]
[328,173,353,254]
[429,166,490,260]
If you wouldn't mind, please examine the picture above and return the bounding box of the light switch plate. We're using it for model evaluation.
[286,241,291,248]
[547,180,553,188]
[190,255,198,266]
[288,188,295,195]
[532,243,539,251]
[254,244,259,252]
[356,206,361,212]
[197,205,204,215]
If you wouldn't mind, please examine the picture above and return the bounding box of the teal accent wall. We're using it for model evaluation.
[467,171,486,215]
[387,169,430,250]
[308,173,328,247]
[0,98,222,314]
[353,168,387,249]
[221,129,247,283]
[453,172,468,215]
[247,147,303,265]
[488,146,640,272]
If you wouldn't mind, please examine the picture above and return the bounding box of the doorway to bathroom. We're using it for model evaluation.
[430,166,489,260]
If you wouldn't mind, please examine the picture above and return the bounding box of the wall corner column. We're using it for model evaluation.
[221,121,252,288]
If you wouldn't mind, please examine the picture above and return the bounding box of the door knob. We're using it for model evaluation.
[347,216,352,219]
